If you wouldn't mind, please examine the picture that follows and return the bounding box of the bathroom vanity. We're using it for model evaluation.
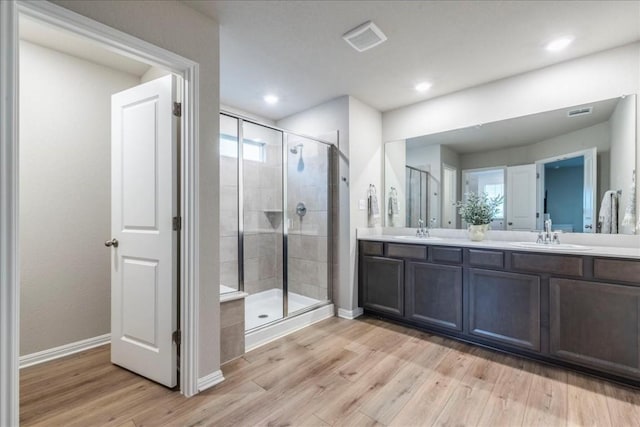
[358,235,640,385]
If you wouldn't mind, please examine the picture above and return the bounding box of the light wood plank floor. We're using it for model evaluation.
[21,316,640,426]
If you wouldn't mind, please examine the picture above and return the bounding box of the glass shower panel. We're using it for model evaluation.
[219,114,239,294]
[406,166,429,227]
[242,121,284,329]
[286,134,331,315]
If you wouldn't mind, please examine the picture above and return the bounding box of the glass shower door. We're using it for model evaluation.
[286,134,331,315]
[219,114,239,294]
[242,121,284,329]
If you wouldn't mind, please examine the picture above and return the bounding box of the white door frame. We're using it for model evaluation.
[0,2,201,424]
[534,148,596,231]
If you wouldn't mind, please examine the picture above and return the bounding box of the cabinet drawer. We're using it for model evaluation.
[512,252,583,277]
[360,241,383,256]
[468,249,504,269]
[386,243,427,260]
[431,246,462,264]
[593,258,640,285]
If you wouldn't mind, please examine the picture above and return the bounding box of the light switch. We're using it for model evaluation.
[359,199,367,210]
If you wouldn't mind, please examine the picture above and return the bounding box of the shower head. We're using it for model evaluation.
[290,144,303,155]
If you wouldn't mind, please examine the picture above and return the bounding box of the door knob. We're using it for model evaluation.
[105,238,119,248]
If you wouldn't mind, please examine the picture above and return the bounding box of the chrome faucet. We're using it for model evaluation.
[544,219,552,244]
[416,219,429,238]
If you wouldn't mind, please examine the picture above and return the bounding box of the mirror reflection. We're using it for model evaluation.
[384,95,637,234]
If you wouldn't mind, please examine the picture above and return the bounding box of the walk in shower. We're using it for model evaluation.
[219,113,332,331]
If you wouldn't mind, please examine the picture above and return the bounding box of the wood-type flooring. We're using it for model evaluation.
[20,316,640,426]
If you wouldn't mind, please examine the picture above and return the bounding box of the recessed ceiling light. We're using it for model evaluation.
[545,37,573,52]
[415,82,432,92]
[264,94,279,105]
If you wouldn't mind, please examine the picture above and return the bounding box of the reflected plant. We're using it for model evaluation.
[455,192,504,225]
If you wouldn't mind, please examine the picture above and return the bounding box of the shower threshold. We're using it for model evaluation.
[245,288,323,330]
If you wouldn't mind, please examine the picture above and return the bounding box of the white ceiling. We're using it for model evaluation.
[407,97,620,154]
[185,0,640,121]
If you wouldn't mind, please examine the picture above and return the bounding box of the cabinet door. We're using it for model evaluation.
[550,278,640,379]
[361,256,404,316]
[406,261,462,331]
[469,269,541,351]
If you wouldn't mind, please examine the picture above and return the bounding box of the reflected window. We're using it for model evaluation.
[483,183,504,218]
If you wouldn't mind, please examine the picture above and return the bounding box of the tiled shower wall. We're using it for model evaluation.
[243,141,283,295]
[287,136,329,302]
[219,145,283,295]
[219,118,330,305]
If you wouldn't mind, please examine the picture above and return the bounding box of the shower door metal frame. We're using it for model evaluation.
[221,111,334,330]
[406,165,430,227]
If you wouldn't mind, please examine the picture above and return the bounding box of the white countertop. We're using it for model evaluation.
[357,231,640,260]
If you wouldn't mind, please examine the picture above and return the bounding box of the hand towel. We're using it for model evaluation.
[368,185,380,219]
[388,188,400,217]
[621,170,636,235]
[598,190,618,234]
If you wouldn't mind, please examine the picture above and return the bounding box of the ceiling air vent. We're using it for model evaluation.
[567,106,593,117]
[343,21,387,52]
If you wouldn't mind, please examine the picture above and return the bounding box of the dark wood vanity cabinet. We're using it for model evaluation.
[550,278,640,378]
[468,269,541,351]
[360,256,404,317]
[359,240,640,385]
[406,261,462,331]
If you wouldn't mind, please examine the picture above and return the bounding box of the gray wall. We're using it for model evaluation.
[19,40,140,355]
[459,122,611,171]
[51,0,221,379]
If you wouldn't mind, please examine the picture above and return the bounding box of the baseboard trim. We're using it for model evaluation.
[20,333,110,369]
[337,307,364,320]
[197,370,225,392]
[246,304,335,352]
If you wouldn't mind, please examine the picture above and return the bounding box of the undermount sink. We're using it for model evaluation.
[509,242,592,251]
[393,235,443,241]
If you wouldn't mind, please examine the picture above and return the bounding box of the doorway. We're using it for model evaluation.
[535,148,597,233]
[19,15,180,386]
[1,2,201,424]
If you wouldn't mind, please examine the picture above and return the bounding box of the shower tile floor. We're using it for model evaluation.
[245,288,322,330]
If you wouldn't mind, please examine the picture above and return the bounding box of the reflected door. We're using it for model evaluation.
[506,164,537,231]
[442,165,457,228]
[583,148,597,233]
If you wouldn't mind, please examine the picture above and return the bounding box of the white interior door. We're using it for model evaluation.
[506,164,537,231]
[109,75,178,387]
[442,165,457,228]
[583,147,597,233]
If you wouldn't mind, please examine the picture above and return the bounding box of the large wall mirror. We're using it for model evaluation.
[384,95,637,235]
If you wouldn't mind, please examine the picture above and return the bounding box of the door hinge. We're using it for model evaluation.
[172,330,181,345]
[173,102,182,117]
[173,216,182,231]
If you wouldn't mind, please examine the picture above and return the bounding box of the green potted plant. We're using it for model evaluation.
[455,192,504,241]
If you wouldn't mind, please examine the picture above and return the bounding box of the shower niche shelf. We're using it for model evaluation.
[263,210,283,228]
